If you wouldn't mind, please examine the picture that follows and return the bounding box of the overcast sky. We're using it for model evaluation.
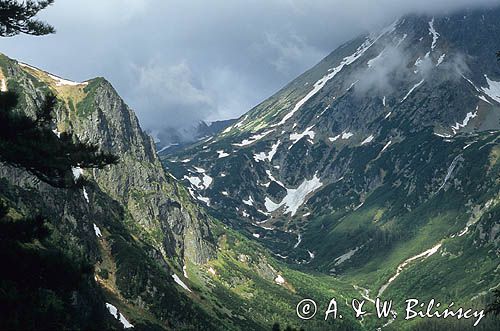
[1,0,498,133]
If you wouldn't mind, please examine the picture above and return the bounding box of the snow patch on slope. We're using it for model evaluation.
[184,176,202,189]
[451,109,477,134]
[197,195,210,206]
[172,274,192,292]
[381,141,392,153]
[436,53,446,67]
[428,18,440,51]
[105,303,134,329]
[329,134,341,142]
[265,174,323,216]
[265,170,285,187]
[18,62,88,87]
[93,224,102,238]
[184,167,212,190]
[254,140,281,162]
[217,150,229,158]
[233,130,274,147]
[52,128,61,138]
[482,75,500,103]
[274,275,285,285]
[83,187,89,203]
[361,135,374,145]
[47,73,88,87]
[72,167,83,181]
[234,115,248,128]
[243,196,254,206]
[274,20,398,127]
[342,132,354,140]
[289,126,315,148]
[401,79,424,102]
[293,233,302,249]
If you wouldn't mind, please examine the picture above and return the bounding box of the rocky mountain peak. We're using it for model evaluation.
[0,53,216,267]
[164,6,500,273]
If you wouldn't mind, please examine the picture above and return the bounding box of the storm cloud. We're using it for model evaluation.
[1,0,498,133]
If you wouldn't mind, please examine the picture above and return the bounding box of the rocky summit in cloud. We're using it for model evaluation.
[1,0,498,135]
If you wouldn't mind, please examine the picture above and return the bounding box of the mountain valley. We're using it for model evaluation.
[0,4,499,331]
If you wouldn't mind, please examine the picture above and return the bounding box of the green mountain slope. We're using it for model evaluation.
[163,7,500,330]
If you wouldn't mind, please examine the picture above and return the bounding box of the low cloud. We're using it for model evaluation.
[255,32,323,76]
[0,0,498,137]
[132,60,215,130]
[440,53,470,80]
[352,41,471,97]
[355,46,411,95]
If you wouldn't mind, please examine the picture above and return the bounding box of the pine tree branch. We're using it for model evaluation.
[0,0,55,37]
[0,92,119,188]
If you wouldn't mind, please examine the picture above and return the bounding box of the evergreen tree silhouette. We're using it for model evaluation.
[0,0,55,36]
[0,0,118,187]
[0,1,115,329]
[0,92,118,188]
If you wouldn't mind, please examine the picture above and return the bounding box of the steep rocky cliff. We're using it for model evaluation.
[0,53,223,329]
[1,55,216,267]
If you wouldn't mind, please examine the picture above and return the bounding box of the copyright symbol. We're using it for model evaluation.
[296,299,317,320]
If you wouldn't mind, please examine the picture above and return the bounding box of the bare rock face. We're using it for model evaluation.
[0,54,216,267]
[64,77,216,265]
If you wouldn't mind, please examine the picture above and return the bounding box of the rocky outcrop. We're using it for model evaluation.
[0,53,225,329]
[0,53,216,268]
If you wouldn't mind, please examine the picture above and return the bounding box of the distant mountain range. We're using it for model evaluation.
[151,119,236,154]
